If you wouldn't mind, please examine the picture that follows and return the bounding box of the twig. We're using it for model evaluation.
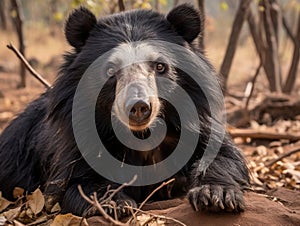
[79,176,180,226]
[256,193,288,203]
[226,96,243,107]
[266,147,300,167]
[6,43,51,89]
[78,185,127,226]
[138,178,175,210]
[244,62,263,111]
[127,206,187,226]
[101,174,137,205]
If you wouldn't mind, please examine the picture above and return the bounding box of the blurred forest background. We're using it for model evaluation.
[0,0,300,225]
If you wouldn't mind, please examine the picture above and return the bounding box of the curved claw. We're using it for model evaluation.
[188,184,245,213]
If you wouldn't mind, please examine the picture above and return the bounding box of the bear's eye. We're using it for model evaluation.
[155,63,166,74]
[107,67,115,77]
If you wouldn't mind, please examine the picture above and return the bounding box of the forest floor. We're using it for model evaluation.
[0,29,300,225]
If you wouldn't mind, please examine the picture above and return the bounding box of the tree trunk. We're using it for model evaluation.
[283,12,300,94]
[247,7,264,61]
[261,0,282,92]
[197,0,205,51]
[11,0,26,88]
[49,0,58,36]
[270,0,281,44]
[154,0,160,11]
[118,0,125,12]
[220,0,252,90]
[173,0,179,7]
[0,0,8,30]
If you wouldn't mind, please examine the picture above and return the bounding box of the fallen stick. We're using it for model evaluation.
[229,128,300,142]
[266,147,300,167]
[138,178,175,210]
[6,43,51,89]
[78,185,127,226]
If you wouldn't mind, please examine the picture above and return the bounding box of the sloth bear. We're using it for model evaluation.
[0,4,249,217]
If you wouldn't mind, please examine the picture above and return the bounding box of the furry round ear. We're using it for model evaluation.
[167,4,202,43]
[65,7,97,50]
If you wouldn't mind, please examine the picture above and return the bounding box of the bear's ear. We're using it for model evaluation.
[166,4,202,43]
[65,7,97,50]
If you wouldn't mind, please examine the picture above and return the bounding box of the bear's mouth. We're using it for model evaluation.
[128,120,152,131]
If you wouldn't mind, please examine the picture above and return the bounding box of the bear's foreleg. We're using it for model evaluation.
[188,141,249,212]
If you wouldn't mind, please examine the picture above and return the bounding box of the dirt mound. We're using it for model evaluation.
[87,189,300,225]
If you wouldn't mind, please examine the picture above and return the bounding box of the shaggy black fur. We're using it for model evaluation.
[0,4,249,217]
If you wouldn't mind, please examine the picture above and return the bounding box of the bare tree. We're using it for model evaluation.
[154,0,160,11]
[0,0,8,30]
[283,12,300,93]
[118,0,125,12]
[270,0,281,44]
[216,0,297,94]
[173,0,179,7]
[220,0,252,90]
[11,0,26,88]
[260,0,282,92]
[49,0,59,36]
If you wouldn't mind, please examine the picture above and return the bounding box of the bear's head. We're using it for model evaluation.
[63,4,203,132]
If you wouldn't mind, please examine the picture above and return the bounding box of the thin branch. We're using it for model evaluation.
[244,62,263,110]
[266,147,300,167]
[7,43,51,89]
[101,175,137,205]
[138,178,175,210]
[78,185,127,226]
[78,176,184,226]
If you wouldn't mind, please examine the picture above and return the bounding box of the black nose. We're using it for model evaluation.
[128,101,151,124]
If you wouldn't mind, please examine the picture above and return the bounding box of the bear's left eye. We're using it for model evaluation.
[155,63,167,74]
[107,67,115,77]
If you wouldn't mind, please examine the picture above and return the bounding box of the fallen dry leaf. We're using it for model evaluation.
[50,202,61,213]
[283,169,300,183]
[0,193,12,212]
[27,188,44,215]
[51,213,88,226]
[3,206,21,221]
[13,187,24,199]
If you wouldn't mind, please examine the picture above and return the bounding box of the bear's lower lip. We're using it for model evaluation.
[128,121,150,131]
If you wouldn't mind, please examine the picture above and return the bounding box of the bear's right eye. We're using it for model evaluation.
[107,67,115,77]
[155,63,167,74]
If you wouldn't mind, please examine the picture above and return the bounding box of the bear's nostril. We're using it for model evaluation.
[129,101,151,124]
